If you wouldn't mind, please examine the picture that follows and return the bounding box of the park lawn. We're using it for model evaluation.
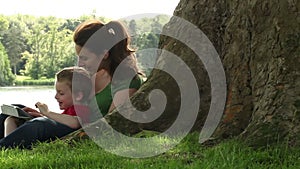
[14,75,55,86]
[16,75,53,80]
[0,133,299,169]
[15,75,31,81]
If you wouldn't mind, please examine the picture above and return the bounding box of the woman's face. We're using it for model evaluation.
[76,45,103,75]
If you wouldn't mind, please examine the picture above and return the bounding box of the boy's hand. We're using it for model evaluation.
[35,102,50,115]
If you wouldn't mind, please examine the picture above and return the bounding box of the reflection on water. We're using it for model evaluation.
[0,86,61,113]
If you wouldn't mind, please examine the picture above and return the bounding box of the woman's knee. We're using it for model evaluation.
[4,116,18,126]
[25,117,56,129]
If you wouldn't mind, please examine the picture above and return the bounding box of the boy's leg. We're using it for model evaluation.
[0,117,76,149]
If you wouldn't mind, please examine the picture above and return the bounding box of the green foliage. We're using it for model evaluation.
[21,16,76,79]
[0,133,299,168]
[0,15,27,75]
[127,15,170,76]
[0,14,169,82]
[0,42,14,86]
[0,15,9,32]
[21,51,40,79]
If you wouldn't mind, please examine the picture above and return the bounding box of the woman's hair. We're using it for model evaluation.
[73,19,140,78]
[56,67,92,102]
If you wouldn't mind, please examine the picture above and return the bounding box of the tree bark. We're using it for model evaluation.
[169,0,299,146]
[69,0,300,147]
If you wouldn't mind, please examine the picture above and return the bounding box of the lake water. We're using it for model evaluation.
[0,86,61,113]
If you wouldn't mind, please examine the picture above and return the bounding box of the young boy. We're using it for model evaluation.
[4,67,92,137]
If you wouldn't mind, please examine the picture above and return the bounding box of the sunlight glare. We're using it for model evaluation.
[0,0,180,19]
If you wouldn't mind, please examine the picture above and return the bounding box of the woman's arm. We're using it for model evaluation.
[35,102,81,129]
[22,107,42,117]
[108,88,137,113]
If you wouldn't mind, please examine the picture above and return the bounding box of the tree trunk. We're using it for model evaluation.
[71,0,300,147]
[170,0,299,146]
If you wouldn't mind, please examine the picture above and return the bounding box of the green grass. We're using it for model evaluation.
[15,75,31,81]
[14,75,55,86]
[0,133,299,169]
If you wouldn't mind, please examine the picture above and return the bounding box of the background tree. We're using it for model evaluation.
[0,42,14,86]
[128,19,137,36]
[0,15,9,32]
[21,16,76,79]
[22,19,44,79]
[1,16,27,75]
[60,19,82,32]
[38,17,75,78]
[1,14,169,81]
[128,15,170,76]
[0,16,15,86]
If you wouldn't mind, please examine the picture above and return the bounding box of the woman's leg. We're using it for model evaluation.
[0,114,9,139]
[4,116,25,137]
[4,116,18,137]
[0,117,76,149]
[0,104,26,139]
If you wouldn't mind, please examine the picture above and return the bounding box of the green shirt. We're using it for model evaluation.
[89,75,144,121]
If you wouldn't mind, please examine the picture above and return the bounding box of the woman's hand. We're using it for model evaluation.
[22,107,42,117]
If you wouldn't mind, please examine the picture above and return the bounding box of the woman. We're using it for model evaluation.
[73,19,144,118]
[0,19,144,149]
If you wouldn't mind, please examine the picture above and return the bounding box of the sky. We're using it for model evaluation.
[0,0,180,19]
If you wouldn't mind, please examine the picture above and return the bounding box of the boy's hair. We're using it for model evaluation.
[56,67,92,102]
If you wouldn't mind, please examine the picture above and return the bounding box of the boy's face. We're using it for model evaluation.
[55,81,73,110]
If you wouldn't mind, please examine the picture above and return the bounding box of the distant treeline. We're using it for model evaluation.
[0,14,170,86]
